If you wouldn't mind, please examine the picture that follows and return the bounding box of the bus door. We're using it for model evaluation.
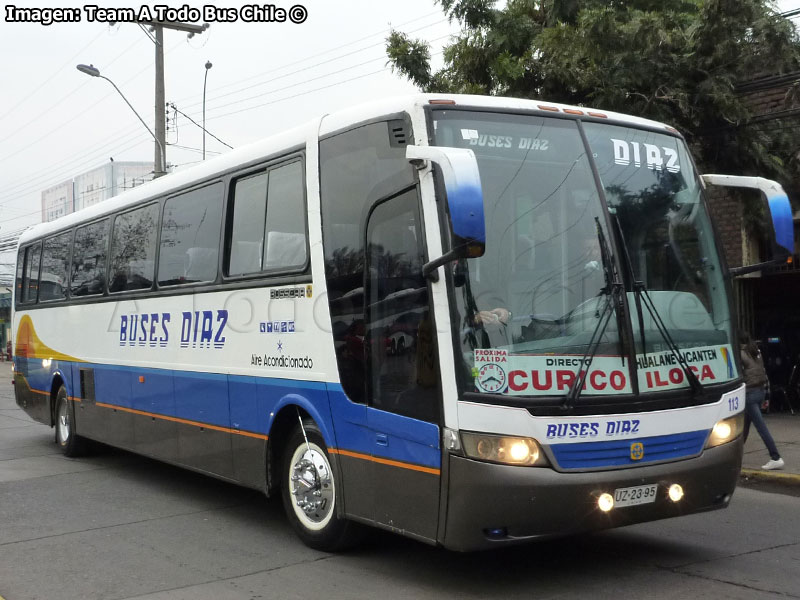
[364,187,441,542]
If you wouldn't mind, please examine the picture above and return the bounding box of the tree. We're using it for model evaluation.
[387,0,800,189]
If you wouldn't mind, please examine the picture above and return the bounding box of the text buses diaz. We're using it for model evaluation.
[12,95,794,551]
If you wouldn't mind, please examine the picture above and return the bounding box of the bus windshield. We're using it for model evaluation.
[432,110,738,400]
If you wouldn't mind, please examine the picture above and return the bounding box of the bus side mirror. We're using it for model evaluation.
[406,145,485,281]
[701,174,795,276]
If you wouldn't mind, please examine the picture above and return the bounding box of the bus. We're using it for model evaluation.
[11,94,794,552]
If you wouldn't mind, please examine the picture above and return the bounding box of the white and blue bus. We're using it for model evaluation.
[12,95,794,551]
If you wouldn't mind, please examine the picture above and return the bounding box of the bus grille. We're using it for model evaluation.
[548,430,709,470]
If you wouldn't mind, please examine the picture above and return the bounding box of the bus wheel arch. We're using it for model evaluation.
[49,374,65,427]
[53,383,87,457]
[266,404,312,496]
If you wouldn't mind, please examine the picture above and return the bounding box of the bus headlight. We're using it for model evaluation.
[705,414,744,449]
[461,432,549,466]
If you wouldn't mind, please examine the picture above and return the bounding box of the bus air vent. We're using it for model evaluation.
[388,120,410,147]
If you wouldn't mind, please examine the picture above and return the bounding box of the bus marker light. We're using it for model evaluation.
[485,527,507,539]
[597,493,614,512]
[429,99,456,105]
[668,484,684,502]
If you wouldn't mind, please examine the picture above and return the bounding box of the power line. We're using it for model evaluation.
[169,10,443,108]
[191,33,449,124]
[0,133,153,220]
[202,53,389,115]
[181,16,447,113]
[168,103,233,149]
[0,34,445,213]
[0,33,149,146]
[0,27,107,125]
[0,26,446,207]
[0,17,452,229]
[0,36,185,163]
[0,129,152,206]
[0,12,449,204]
[205,49,443,125]
[169,144,222,155]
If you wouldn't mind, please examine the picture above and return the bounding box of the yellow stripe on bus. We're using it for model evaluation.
[330,448,440,476]
[93,402,269,440]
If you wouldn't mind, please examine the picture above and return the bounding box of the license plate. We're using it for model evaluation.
[613,484,658,508]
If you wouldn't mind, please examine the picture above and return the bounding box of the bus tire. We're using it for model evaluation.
[281,419,361,551]
[54,385,86,457]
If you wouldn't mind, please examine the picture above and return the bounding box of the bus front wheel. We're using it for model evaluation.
[54,385,86,457]
[281,419,361,551]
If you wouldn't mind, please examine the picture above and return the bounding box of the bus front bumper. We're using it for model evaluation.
[441,438,742,552]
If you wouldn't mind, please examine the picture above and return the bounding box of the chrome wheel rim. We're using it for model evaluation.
[57,400,70,446]
[288,441,334,531]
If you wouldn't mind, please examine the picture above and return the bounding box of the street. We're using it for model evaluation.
[1,362,799,600]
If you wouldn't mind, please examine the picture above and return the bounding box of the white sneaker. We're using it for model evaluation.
[762,458,785,470]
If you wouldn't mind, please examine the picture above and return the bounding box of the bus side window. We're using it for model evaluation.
[15,247,25,305]
[40,232,71,302]
[226,160,307,277]
[158,183,223,286]
[227,172,268,276]
[71,220,109,297]
[366,189,439,423]
[264,161,307,270]
[109,203,159,293]
[21,243,42,304]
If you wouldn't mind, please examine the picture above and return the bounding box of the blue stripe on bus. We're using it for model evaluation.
[327,386,441,470]
[16,357,441,471]
[549,430,709,470]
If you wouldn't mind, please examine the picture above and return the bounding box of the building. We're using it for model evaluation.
[706,70,800,405]
[41,161,156,222]
[41,180,73,222]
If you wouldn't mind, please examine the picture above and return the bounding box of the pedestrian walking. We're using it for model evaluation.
[740,333,784,470]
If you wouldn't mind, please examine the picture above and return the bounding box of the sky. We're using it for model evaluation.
[1,0,799,284]
[0,0,458,282]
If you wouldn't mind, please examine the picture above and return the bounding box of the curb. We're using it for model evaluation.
[740,468,800,486]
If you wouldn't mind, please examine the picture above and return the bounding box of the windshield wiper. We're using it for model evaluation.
[610,215,704,397]
[563,218,624,409]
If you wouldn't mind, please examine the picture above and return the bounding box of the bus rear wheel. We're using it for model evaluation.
[54,385,86,457]
[281,419,361,551]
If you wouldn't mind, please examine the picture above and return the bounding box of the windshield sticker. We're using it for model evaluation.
[472,344,735,396]
[473,352,631,396]
[611,139,680,173]
[456,131,551,151]
[636,344,734,392]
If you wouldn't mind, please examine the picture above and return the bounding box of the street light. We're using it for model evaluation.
[76,63,166,178]
[203,60,212,160]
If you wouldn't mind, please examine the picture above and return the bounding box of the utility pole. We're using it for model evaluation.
[136,19,208,177]
[154,25,166,177]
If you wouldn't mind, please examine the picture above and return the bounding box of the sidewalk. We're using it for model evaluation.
[741,410,800,485]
